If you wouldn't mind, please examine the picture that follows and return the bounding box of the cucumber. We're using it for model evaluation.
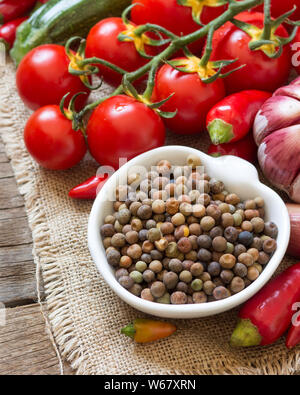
[10,0,131,66]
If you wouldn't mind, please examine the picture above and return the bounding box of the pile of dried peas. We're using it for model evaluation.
[100,155,278,304]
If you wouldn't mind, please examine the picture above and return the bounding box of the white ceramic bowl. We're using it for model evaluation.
[88,146,290,319]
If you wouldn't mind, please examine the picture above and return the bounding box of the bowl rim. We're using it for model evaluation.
[88,146,290,318]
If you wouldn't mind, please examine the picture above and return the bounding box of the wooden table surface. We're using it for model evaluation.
[0,137,73,375]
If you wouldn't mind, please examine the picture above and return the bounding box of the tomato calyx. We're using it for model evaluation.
[231,6,299,58]
[177,0,227,25]
[122,74,177,119]
[166,48,241,84]
[60,91,87,134]
[65,37,100,90]
[167,56,217,80]
[118,5,171,59]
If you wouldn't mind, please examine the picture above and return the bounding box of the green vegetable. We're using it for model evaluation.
[10,0,131,66]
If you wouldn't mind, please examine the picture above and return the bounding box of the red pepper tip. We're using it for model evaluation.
[207,118,234,145]
[230,318,262,347]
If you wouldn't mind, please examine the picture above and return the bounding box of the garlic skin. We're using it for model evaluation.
[254,76,300,203]
[286,203,300,258]
[258,125,300,203]
[254,96,300,145]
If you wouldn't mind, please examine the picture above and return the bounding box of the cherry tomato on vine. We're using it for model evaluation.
[239,0,300,21]
[211,12,291,94]
[153,60,225,135]
[131,0,227,54]
[16,44,90,111]
[24,105,87,170]
[86,95,166,169]
[85,17,152,87]
[291,28,300,75]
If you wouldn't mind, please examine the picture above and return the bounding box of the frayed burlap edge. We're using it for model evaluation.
[1,64,300,375]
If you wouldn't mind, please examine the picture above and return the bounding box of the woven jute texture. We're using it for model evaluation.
[1,59,299,375]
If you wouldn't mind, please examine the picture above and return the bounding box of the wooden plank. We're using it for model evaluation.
[0,206,27,221]
[0,231,42,305]
[0,140,73,374]
[0,244,33,264]
[0,217,32,247]
[0,304,73,375]
[0,153,8,163]
[0,163,13,178]
[0,177,24,209]
[0,147,39,305]
[0,263,38,306]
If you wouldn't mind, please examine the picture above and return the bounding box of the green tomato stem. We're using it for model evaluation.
[143,58,161,100]
[261,0,272,41]
[134,23,178,40]
[200,27,214,68]
[79,57,128,76]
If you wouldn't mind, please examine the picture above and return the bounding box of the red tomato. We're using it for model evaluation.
[291,27,300,75]
[239,0,300,21]
[211,12,291,94]
[85,17,151,86]
[131,0,226,54]
[87,95,165,169]
[153,60,225,135]
[16,44,90,111]
[24,105,87,170]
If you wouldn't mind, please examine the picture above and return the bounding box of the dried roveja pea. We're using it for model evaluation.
[100,156,278,304]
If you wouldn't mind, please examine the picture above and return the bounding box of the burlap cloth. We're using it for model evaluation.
[1,58,299,375]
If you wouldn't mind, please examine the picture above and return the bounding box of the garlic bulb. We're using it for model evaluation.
[254,77,300,202]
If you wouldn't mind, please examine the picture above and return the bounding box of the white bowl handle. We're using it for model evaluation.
[210,155,259,183]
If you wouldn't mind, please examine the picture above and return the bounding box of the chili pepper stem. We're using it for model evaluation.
[208,118,234,145]
[121,323,136,339]
[230,318,262,347]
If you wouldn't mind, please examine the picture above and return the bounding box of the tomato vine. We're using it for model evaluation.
[62,0,299,131]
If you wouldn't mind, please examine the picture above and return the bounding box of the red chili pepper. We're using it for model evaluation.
[68,174,108,200]
[0,17,27,49]
[230,263,300,347]
[121,318,177,343]
[206,90,272,145]
[285,306,300,349]
[207,133,257,163]
[0,0,36,24]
